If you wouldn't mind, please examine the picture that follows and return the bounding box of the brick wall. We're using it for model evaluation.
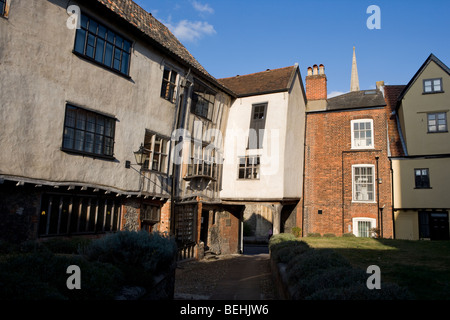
[303,108,394,238]
[305,74,327,101]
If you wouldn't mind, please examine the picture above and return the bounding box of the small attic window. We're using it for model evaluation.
[364,90,377,95]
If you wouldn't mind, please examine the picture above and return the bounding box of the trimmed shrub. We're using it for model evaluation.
[269,233,297,247]
[306,282,413,300]
[0,251,123,300]
[323,233,336,238]
[81,231,177,286]
[291,227,302,238]
[270,241,311,264]
[307,233,322,237]
[286,249,352,284]
[342,233,356,237]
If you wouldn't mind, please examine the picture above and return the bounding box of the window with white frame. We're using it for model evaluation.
[143,131,169,173]
[352,218,376,237]
[187,140,217,179]
[427,112,447,133]
[351,119,374,149]
[423,78,443,93]
[238,155,260,180]
[352,165,375,202]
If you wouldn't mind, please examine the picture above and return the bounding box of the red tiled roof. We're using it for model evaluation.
[384,85,407,157]
[218,66,297,97]
[88,0,235,95]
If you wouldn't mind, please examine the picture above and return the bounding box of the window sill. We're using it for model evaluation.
[422,91,444,95]
[72,51,132,81]
[61,148,116,162]
[184,175,217,182]
[414,187,432,189]
[351,200,377,204]
[351,146,375,150]
[427,131,448,134]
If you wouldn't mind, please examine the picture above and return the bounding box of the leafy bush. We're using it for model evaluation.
[286,249,352,285]
[270,241,311,264]
[43,237,92,254]
[0,251,123,300]
[342,233,356,237]
[307,233,322,237]
[306,282,413,300]
[269,233,297,247]
[323,233,336,238]
[81,231,177,286]
[291,227,302,238]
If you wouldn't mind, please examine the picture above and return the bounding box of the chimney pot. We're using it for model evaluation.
[307,67,313,76]
[319,64,325,75]
[313,64,318,75]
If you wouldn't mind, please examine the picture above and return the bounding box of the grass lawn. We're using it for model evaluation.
[301,237,450,300]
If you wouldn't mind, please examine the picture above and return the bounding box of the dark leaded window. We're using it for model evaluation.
[62,104,115,158]
[191,81,215,120]
[248,103,267,149]
[0,0,6,17]
[415,168,430,188]
[238,155,260,180]
[74,14,131,76]
[161,67,178,102]
[38,194,122,237]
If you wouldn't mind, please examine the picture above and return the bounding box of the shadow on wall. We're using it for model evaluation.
[244,204,298,244]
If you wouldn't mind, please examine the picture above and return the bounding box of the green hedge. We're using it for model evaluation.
[269,233,412,300]
[80,231,177,286]
[0,252,123,300]
[0,231,178,299]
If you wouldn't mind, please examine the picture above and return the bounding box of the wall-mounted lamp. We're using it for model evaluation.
[125,143,150,169]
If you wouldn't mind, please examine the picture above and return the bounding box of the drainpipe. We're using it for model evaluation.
[389,158,396,239]
[375,156,382,238]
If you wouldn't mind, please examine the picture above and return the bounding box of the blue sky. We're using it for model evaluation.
[134,0,450,97]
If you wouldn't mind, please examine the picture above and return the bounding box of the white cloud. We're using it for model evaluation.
[166,20,216,42]
[191,1,214,14]
[328,91,347,98]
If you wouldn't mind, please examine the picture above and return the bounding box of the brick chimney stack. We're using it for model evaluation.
[305,64,327,101]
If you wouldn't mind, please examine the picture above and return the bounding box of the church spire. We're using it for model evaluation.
[350,46,360,92]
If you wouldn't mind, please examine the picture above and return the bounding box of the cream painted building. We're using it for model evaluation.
[219,65,306,241]
[0,0,235,254]
[390,54,450,240]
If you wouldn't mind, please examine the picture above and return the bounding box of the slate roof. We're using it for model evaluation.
[218,66,298,97]
[86,0,235,96]
[326,89,386,111]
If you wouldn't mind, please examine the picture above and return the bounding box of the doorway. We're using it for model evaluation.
[430,212,449,240]
[200,210,210,249]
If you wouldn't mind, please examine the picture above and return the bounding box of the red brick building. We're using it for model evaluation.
[302,65,395,238]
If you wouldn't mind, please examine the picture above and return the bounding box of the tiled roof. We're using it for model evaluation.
[326,89,386,111]
[384,85,407,157]
[218,66,297,97]
[88,0,235,96]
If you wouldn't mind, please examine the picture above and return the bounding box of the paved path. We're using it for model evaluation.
[209,251,273,300]
[174,244,275,300]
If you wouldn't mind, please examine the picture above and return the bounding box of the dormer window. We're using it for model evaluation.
[423,78,443,93]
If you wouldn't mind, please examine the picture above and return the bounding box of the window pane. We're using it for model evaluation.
[85,133,94,153]
[98,25,107,39]
[94,135,103,154]
[63,128,75,149]
[74,29,86,54]
[74,131,85,151]
[95,38,105,63]
[104,43,113,67]
[121,52,129,75]
[86,114,96,132]
[86,34,95,58]
[76,111,86,130]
